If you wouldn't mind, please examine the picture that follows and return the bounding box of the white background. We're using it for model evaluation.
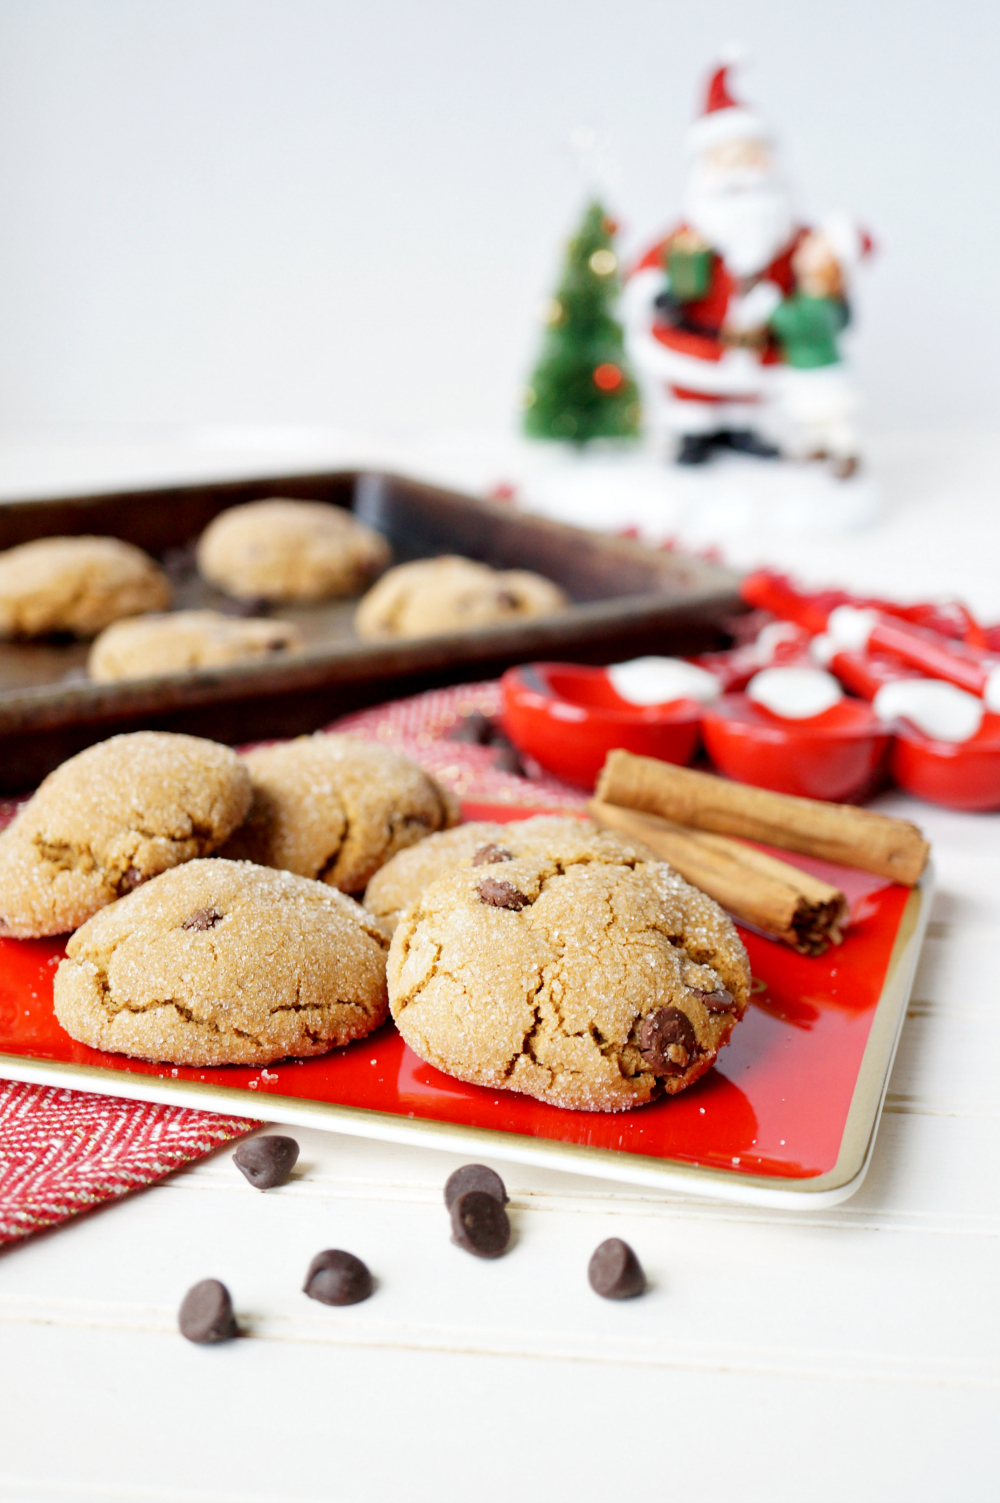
[0,0,997,435]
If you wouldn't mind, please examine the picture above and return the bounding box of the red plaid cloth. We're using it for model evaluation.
[0,680,582,1247]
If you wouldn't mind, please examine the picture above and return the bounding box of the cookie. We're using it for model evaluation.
[221,733,460,893]
[363,821,508,935]
[54,859,389,1065]
[354,555,569,641]
[197,498,390,602]
[88,609,303,682]
[388,832,750,1112]
[0,731,251,937]
[363,815,633,936]
[0,536,171,639]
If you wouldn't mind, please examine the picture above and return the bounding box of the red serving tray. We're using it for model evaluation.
[0,800,930,1209]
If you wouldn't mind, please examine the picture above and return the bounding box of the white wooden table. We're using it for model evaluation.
[1,429,997,1503]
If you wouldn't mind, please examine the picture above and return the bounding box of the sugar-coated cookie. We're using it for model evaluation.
[363,815,635,936]
[88,609,303,682]
[221,733,460,893]
[354,555,568,641]
[388,829,750,1112]
[0,536,171,639]
[0,731,252,937]
[54,859,389,1065]
[197,498,390,602]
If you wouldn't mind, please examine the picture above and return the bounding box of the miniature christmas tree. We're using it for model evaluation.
[523,201,641,444]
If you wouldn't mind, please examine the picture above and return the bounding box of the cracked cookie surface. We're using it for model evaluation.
[364,815,643,936]
[197,498,390,602]
[0,731,252,937]
[221,733,460,894]
[388,834,751,1112]
[54,859,389,1065]
[0,535,171,638]
[88,609,302,681]
[354,555,569,641]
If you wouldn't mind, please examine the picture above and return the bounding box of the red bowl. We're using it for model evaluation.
[701,693,891,803]
[500,662,703,789]
[890,712,1000,810]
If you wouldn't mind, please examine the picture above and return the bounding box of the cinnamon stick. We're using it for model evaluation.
[590,799,848,955]
[595,751,929,886]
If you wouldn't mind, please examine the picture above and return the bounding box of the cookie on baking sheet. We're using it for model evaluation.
[363,815,648,937]
[354,555,569,641]
[196,498,390,602]
[54,859,389,1066]
[88,609,303,682]
[0,732,251,938]
[221,733,460,894]
[388,834,750,1112]
[0,536,171,639]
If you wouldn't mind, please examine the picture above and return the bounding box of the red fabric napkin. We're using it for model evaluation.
[0,679,582,1247]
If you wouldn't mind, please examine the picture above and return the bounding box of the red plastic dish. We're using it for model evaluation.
[500,662,702,789]
[890,712,1000,811]
[701,693,891,802]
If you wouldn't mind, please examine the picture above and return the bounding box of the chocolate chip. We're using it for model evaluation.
[120,866,144,892]
[450,1190,511,1258]
[587,1239,646,1300]
[471,843,513,867]
[445,710,492,744]
[443,1163,509,1210]
[182,907,223,932]
[637,1006,699,1076]
[233,1134,299,1189]
[303,1249,374,1306]
[477,877,528,910]
[695,986,736,1014]
[490,738,525,776]
[178,1278,237,1343]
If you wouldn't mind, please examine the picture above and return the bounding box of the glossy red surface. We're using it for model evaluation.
[500,663,701,789]
[0,803,909,1182]
[890,712,1000,811]
[701,693,891,802]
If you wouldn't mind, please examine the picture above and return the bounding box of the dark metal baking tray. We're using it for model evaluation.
[0,469,741,791]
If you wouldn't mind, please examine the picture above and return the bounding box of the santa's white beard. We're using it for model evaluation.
[683,166,795,278]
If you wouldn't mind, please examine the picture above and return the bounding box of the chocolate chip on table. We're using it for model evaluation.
[182,907,223,932]
[303,1249,373,1306]
[490,738,525,776]
[637,1006,699,1076]
[444,1163,509,1210]
[178,1278,237,1343]
[445,710,492,744]
[477,877,529,910]
[450,1190,511,1258]
[695,985,736,1014]
[588,1238,646,1300]
[233,1134,299,1189]
[471,844,513,867]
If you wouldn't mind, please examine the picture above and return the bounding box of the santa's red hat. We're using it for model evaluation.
[686,53,769,154]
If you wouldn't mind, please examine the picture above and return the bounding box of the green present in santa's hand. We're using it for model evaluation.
[769,294,849,369]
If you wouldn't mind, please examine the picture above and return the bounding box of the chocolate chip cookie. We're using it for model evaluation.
[221,733,460,894]
[388,833,750,1111]
[354,555,568,641]
[0,536,171,639]
[54,859,389,1065]
[88,609,302,681]
[197,498,390,602]
[363,815,640,937]
[0,732,251,937]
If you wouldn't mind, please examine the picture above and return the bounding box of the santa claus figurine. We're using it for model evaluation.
[624,57,823,466]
